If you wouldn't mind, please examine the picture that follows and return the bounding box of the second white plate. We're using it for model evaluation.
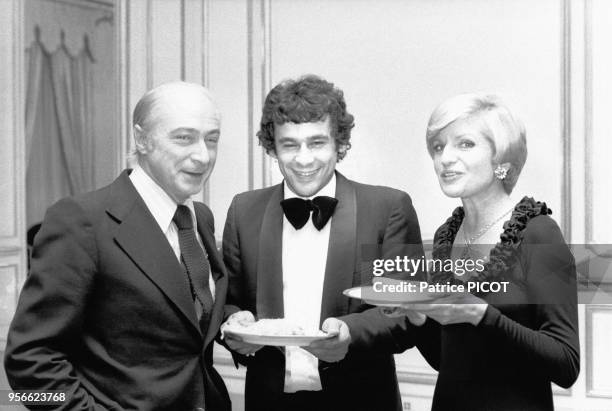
[224,329,331,346]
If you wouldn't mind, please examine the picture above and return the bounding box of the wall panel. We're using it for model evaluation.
[183,0,205,84]
[125,0,151,167]
[207,0,250,235]
[585,0,612,249]
[586,305,612,398]
[150,0,181,85]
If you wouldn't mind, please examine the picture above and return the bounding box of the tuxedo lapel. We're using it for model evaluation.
[107,171,202,338]
[195,206,227,346]
[256,184,284,319]
[320,172,357,324]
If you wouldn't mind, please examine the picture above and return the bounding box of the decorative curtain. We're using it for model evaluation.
[25,28,95,227]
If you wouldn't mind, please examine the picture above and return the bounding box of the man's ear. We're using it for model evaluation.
[133,125,149,155]
[267,149,278,160]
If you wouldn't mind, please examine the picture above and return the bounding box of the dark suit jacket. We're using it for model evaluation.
[222,172,424,411]
[4,170,231,411]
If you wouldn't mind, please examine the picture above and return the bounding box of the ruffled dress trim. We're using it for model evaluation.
[430,196,552,293]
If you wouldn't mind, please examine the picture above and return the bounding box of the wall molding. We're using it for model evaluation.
[201,0,210,90]
[202,0,211,204]
[145,0,152,91]
[260,0,273,188]
[4,0,27,281]
[33,0,113,12]
[179,0,186,81]
[247,0,272,190]
[247,0,254,190]
[584,0,594,250]
[118,0,128,170]
[561,0,572,240]
[586,304,612,398]
[9,0,22,242]
[0,248,22,258]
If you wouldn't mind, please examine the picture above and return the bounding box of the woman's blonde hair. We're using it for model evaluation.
[426,93,527,193]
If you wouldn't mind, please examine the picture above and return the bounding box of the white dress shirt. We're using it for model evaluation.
[282,173,336,392]
[129,166,215,300]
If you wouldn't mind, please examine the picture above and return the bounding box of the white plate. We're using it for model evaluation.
[223,329,331,346]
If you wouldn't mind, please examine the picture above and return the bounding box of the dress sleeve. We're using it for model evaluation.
[477,216,580,388]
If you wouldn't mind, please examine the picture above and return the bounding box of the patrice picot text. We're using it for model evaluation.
[372,279,510,294]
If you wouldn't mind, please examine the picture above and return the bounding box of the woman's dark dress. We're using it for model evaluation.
[414,198,580,411]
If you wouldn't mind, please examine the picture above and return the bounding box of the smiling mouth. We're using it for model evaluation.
[184,170,205,178]
[294,169,319,177]
[440,171,462,178]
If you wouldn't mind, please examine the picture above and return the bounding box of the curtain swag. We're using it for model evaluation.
[25,25,96,226]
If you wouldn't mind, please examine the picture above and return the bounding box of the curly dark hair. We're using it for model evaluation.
[257,74,355,160]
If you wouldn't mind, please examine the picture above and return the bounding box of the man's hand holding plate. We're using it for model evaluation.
[304,318,350,363]
[221,310,263,356]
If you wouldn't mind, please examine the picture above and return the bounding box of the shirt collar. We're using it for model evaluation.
[129,165,196,233]
[283,172,336,200]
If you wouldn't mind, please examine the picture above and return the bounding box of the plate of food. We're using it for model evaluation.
[343,278,452,306]
[222,318,334,346]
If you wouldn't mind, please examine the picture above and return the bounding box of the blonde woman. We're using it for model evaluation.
[401,94,579,411]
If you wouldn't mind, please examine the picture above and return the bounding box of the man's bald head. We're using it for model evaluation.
[132,81,220,134]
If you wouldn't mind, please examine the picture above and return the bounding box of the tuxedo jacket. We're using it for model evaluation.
[222,172,424,411]
[4,170,231,411]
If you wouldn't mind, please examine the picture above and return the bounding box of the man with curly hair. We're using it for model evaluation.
[221,74,424,411]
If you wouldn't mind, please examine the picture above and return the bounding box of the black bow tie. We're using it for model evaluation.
[280,196,338,230]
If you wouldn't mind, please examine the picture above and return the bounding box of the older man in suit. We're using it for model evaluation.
[222,75,424,411]
[5,82,231,411]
